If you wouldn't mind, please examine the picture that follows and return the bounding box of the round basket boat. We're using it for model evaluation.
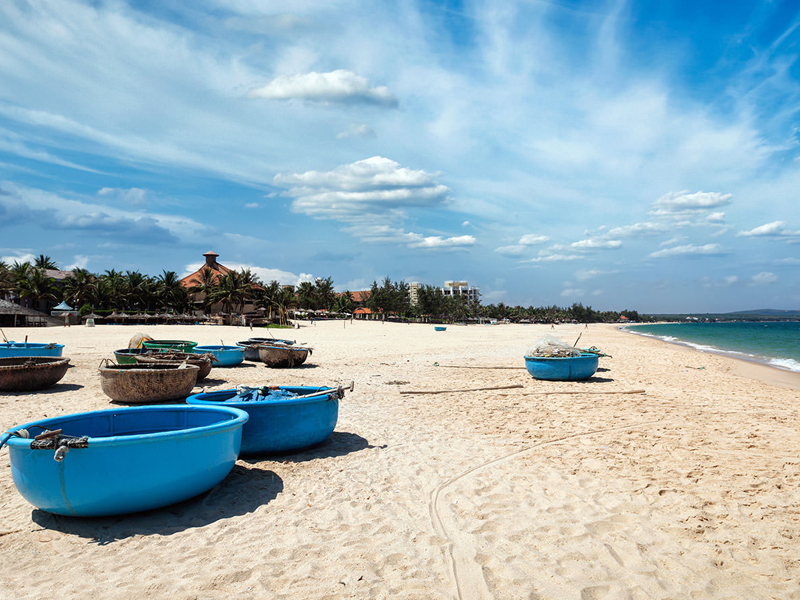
[113,347,148,364]
[135,351,214,381]
[99,361,200,404]
[434,326,447,331]
[142,339,198,352]
[248,337,295,345]
[257,344,311,368]
[186,384,346,455]
[523,353,599,381]
[0,342,64,358]
[0,405,248,517]
[193,345,245,367]
[236,341,261,362]
[0,357,71,392]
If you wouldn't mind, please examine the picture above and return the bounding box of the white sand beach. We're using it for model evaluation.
[1,321,799,599]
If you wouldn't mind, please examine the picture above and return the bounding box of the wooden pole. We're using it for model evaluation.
[400,384,524,395]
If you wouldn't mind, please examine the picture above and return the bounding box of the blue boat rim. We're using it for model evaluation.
[2,405,249,450]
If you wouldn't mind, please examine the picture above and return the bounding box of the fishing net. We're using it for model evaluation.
[527,335,582,358]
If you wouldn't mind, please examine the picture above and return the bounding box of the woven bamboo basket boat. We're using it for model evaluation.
[98,361,200,404]
[0,357,71,392]
[257,344,312,368]
[134,351,215,381]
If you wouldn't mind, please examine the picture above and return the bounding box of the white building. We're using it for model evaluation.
[442,280,480,304]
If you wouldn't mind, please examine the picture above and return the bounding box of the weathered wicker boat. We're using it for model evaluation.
[134,351,215,381]
[257,344,312,368]
[98,361,200,404]
[0,357,71,392]
[236,339,294,361]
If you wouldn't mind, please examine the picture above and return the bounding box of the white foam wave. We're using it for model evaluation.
[767,358,800,373]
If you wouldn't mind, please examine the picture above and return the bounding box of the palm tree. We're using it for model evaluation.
[17,268,59,309]
[188,268,218,313]
[0,261,12,298]
[208,270,247,315]
[156,270,189,313]
[314,276,336,311]
[97,269,129,310]
[254,280,282,322]
[62,268,98,309]
[34,255,58,270]
[296,281,316,310]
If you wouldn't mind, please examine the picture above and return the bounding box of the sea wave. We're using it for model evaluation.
[767,357,800,373]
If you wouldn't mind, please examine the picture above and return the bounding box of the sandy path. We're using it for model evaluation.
[1,321,799,599]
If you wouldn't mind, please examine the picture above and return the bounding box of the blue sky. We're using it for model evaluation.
[1,0,799,313]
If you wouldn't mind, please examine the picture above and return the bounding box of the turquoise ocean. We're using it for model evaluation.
[626,321,800,373]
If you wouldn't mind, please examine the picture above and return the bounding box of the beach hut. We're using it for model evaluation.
[0,299,48,327]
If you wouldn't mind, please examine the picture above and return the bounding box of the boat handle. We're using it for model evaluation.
[34,429,63,440]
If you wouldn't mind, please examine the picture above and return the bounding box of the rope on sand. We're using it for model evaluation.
[400,384,524,395]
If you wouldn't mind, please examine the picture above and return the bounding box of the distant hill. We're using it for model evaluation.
[644,309,800,322]
[724,309,800,317]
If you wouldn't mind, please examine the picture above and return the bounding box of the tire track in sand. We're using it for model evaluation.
[429,419,666,600]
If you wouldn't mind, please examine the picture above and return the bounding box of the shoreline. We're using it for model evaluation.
[622,324,800,389]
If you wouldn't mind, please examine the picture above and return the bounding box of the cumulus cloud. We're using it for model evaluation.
[651,191,732,216]
[182,260,312,286]
[495,245,526,256]
[247,70,398,107]
[737,221,800,237]
[244,202,259,209]
[98,187,148,205]
[606,222,667,237]
[570,238,622,250]
[274,157,471,249]
[525,253,583,263]
[519,233,550,245]
[561,288,584,298]
[648,243,724,258]
[750,271,778,285]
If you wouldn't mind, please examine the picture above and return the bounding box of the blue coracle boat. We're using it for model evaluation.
[0,342,64,358]
[193,345,245,367]
[434,326,446,331]
[524,353,599,381]
[0,405,248,517]
[186,383,351,455]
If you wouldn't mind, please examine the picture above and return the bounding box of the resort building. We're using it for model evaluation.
[180,250,257,315]
[409,282,420,306]
[442,280,480,304]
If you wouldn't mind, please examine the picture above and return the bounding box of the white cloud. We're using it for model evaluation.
[561,288,584,298]
[606,222,667,237]
[651,191,733,215]
[98,187,148,205]
[737,221,800,237]
[570,238,622,250]
[247,70,398,107]
[750,271,778,285]
[274,157,470,249]
[337,124,375,139]
[706,212,725,223]
[648,243,724,258]
[244,202,259,209]
[519,233,550,245]
[495,245,525,256]
[1,252,36,265]
[525,253,583,263]
[182,260,312,286]
[1,182,209,243]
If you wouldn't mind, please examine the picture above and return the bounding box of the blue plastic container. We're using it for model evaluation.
[523,353,599,381]
[193,345,245,367]
[0,405,248,517]
[0,342,64,358]
[186,386,338,455]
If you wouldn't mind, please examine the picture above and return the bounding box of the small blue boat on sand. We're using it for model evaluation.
[0,405,248,517]
[524,353,599,381]
[0,342,64,358]
[434,326,447,332]
[193,345,245,367]
[186,383,352,455]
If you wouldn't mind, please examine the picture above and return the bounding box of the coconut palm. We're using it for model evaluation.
[34,255,58,270]
[62,268,98,309]
[188,268,218,313]
[16,268,59,308]
[156,270,189,313]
